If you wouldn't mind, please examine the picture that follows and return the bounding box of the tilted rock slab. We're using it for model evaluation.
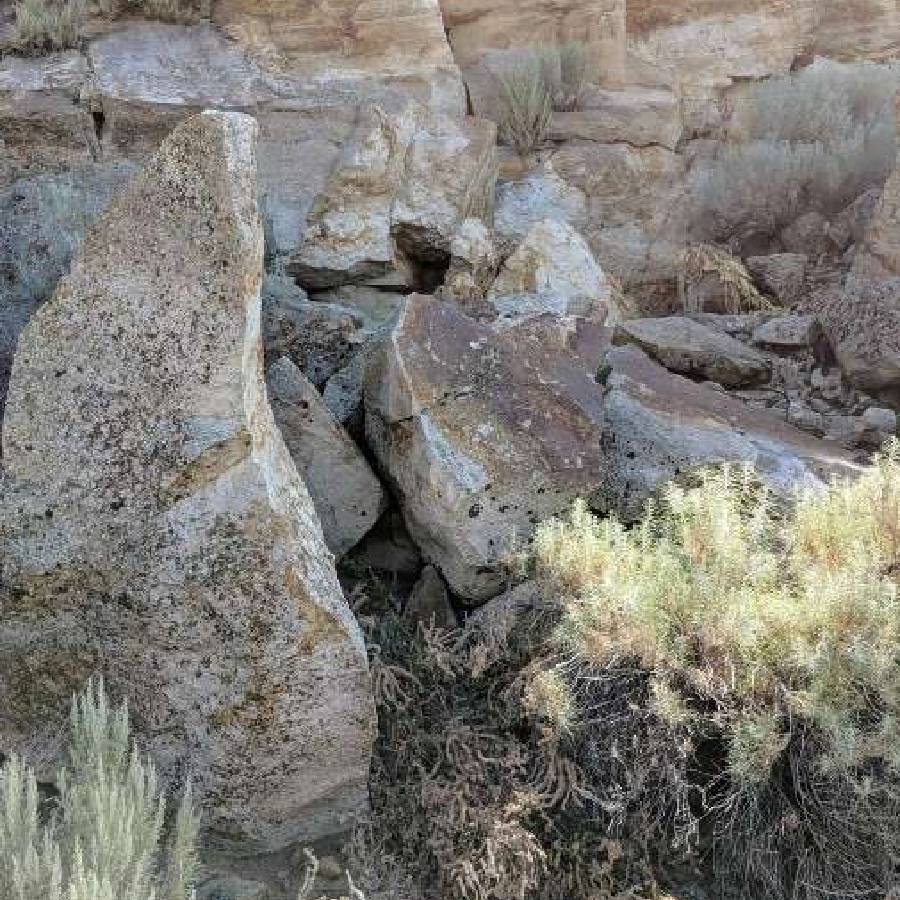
[0,112,374,851]
[365,294,606,602]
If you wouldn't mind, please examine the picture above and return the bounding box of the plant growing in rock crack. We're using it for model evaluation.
[0,677,199,900]
[496,42,593,159]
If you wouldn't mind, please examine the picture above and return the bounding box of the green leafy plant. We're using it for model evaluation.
[0,678,199,900]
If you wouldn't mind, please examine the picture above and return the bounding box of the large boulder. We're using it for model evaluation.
[365,294,606,602]
[267,356,387,558]
[613,315,771,386]
[852,150,900,280]
[0,112,374,851]
[597,345,861,519]
[488,219,613,321]
[289,104,497,291]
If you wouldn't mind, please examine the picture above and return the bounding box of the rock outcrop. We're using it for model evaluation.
[365,294,606,602]
[0,112,374,850]
[267,356,387,558]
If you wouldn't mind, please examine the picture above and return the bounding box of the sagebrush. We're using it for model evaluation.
[0,678,198,900]
[693,60,897,240]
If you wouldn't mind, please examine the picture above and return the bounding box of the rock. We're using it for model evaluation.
[267,357,387,558]
[493,170,589,255]
[781,211,836,258]
[860,406,897,445]
[342,509,423,584]
[830,188,882,253]
[439,218,498,308]
[322,348,374,435]
[613,316,770,386]
[392,115,498,266]
[488,219,612,321]
[404,565,456,629]
[808,278,900,392]
[750,314,822,352]
[0,112,374,850]
[548,86,682,150]
[787,400,825,436]
[746,253,808,305]
[852,164,900,280]
[289,105,497,291]
[365,294,606,601]
[597,345,860,519]
[0,162,138,430]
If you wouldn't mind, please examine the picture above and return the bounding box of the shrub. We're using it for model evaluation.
[537,442,900,899]
[693,60,898,241]
[679,242,768,313]
[0,678,198,900]
[496,42,593,157]
[12,0,84,51]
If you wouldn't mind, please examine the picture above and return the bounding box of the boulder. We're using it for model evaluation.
[0,112,374,850]
[488,219,612,321]
[746,253,808,305]
[597,345,861,520]
[613,316,770,386]
[289,105,498,291]
[780,211,836,258]
[852,165,900,280]
[267,357,387,558]
[751,314,822,352]
[439,218,498,308]
[365,294,606,602]
[809,278,900,392]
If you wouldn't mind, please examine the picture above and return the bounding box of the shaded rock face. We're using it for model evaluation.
[0,162,137,433]
[0,112,374,852]
[267,356,387,559]
[365,294,606,602]
[597,345,861,519]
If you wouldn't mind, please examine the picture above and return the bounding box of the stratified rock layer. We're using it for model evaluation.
[0,111,374,851]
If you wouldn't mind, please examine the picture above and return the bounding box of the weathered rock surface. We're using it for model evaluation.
[0,162,137,430]
[439,217,498,308]
[597,345,861,519]
[853,164,900,281]
[614,316,770,386]
[289,104,497,290]
[0,112,374,850]
[746,253,807,305]
[404,564,456,629]
[365,294,606,601]
[489,219,612,321]
[267,357,387,558]
[750,314,822,352]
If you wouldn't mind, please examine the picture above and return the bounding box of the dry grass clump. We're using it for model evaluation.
[694,60,897,241]
[537,443,900,899]
[496,42,592,157]
[679,243,768,313]
[357,596,696,900]
[12,0,84,51]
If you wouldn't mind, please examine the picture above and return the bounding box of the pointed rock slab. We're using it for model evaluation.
[0,112,374,851]
[365,294,606,602]
[597,346,862,520]
[267,356,387,558]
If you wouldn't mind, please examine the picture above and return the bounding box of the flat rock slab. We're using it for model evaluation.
[598,345,861,519]
[365,294,606,602]
[751,314,822,351]
[0,112,374,851]
[267,356,387,558]
[614,315,770,386]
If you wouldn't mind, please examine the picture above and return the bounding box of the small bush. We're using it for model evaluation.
[679,242,768,313]
[12,0,84,51]
[693,60,897,241]
[0,678,198,900]
[538,442,900,899]
[496,42,593,157]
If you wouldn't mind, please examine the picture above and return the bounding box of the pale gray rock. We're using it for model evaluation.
[439,217,498,309]
[597,346,860,520]
[267,356,387,558]
[488,219,613,322]
[751,314,822,352]
[0,112,374,851]
[614,316,770,386]
[746,253,808,305]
